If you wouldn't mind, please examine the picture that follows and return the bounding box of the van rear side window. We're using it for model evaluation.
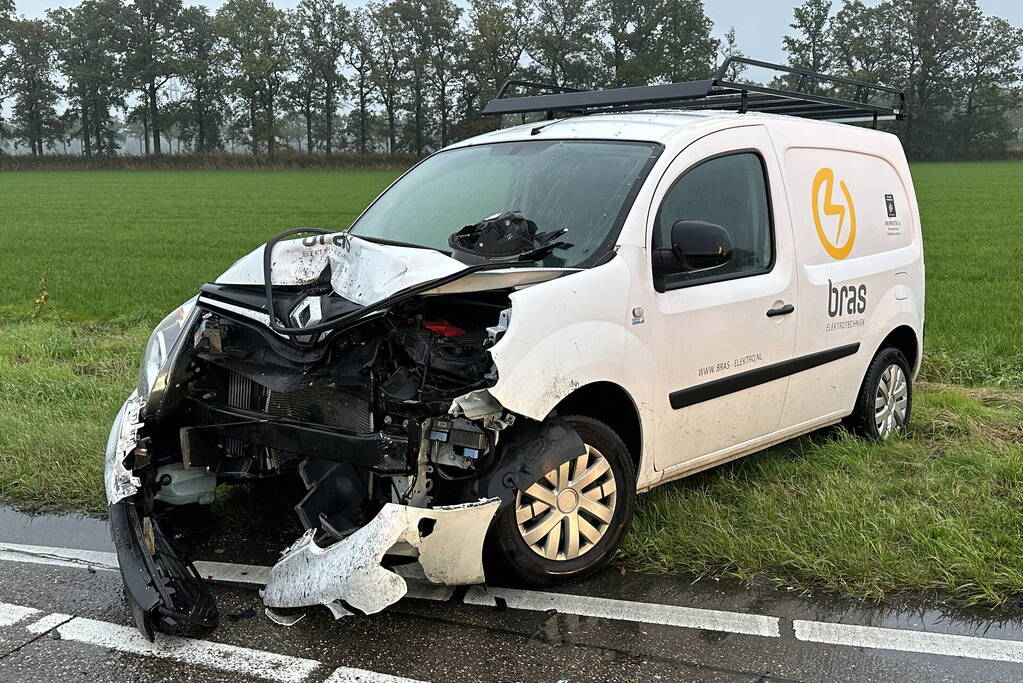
[654,153,773,290]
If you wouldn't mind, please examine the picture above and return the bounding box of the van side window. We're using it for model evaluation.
[654,152,773,289]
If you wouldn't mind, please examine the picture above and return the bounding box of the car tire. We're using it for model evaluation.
[491,415,637,586]
[846,346,913,440]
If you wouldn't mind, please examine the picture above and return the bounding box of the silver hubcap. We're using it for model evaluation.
[515,444,617,561]
[874,363,909,437]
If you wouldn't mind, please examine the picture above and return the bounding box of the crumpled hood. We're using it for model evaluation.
[216,232,576,305]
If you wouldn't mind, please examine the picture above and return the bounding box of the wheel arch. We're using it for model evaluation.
[877,324,920,376]
[551,381,643,473]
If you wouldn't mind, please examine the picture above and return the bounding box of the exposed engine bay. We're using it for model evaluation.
[106,218,589,640]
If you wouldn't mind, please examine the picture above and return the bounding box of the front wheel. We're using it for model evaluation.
[846,346,913,439]
[491,415,636,586]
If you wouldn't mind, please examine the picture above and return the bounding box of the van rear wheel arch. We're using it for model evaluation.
[877,325,920,376]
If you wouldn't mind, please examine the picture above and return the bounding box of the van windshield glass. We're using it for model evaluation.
[349,140,661,267]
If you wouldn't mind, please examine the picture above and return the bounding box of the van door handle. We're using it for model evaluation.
[766,304,795,317]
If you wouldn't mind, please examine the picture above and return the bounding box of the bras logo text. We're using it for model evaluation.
[828,279,867,318]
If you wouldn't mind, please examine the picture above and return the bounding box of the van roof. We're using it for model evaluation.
[449,109,886,150]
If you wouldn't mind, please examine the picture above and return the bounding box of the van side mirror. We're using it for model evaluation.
[654,220,733,273]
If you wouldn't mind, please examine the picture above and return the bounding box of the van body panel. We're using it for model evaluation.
[638,126,799,473]
[766,122,925,428]
[487,114,923,482]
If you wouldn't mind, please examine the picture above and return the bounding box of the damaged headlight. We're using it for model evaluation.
[138,297,198,399]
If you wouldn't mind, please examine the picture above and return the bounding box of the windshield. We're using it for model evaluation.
[350,140,662,267]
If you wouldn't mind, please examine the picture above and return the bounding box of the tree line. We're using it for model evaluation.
[0,0,1020,161]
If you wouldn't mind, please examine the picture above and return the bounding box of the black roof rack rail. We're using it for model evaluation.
[483,57,905,128]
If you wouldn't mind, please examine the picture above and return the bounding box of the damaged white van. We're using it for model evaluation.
[106,58,924,639]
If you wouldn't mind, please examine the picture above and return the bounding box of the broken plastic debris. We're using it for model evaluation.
[264,608,307,627]
[260,498,500,620]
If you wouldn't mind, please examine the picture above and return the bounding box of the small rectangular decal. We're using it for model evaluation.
[885,194,897,218]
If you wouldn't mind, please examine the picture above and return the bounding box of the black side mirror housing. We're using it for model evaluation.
[654,220,733,273]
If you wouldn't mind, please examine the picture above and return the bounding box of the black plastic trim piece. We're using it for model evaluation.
[109,499,219,641]
[185,401,410,472]
[669,343,861,410]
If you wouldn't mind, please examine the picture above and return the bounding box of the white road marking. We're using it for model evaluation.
[2,598,430,683]
[0,542,271,586]
[0,601,40,626]
[794,620,1023,664]
[25,612,73,634]
[0,542,118,571]
[0,541,778,637]
[463,585,781,637]
[52,615,322,682]
[324,666,428,682]
[6,540,1023,666]
[194,559,272,585]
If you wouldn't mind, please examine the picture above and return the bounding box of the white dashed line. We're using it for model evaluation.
[25,612,73,634]
[50,616,322,682]
[0,542,117,572]
[0,601,41,626]
[4,541,1023,667]
[2,599,426,683]
[794,620,1023,664]
[463,585,781,637]
[323,666,428,682]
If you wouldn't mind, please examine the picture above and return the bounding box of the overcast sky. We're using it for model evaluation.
[10,0,1023,64]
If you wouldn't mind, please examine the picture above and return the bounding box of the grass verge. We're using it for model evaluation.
[621,383,1023,606]
[0,319,146,514]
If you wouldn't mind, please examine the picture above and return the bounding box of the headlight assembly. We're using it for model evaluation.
[138,297,198,399]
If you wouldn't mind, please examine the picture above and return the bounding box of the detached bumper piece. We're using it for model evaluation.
[262,498,501,619]
[109,499,218,642]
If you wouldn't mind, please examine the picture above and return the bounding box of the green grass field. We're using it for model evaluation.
[1,162,1022,606]
[0,169,402,321]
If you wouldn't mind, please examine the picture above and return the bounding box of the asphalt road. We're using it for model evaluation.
[1,506,1022,682]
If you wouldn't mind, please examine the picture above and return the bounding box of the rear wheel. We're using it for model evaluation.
[492,415,636,586]
[846,346,912,439]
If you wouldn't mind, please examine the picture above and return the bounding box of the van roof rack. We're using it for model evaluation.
[483,57,904,128]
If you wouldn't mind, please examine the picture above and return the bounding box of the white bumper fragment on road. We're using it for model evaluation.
[260,497,501,618]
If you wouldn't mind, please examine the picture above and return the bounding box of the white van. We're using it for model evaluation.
[105,60,923,638]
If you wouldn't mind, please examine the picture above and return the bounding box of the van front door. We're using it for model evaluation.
[648,126,797,473]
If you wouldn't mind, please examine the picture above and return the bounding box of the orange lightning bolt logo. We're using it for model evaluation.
[812,167,857,260]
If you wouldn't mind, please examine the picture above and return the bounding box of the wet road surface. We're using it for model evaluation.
[2,505,1023,682]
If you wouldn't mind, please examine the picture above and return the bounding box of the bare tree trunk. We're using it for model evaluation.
[148,81,162,155]
[196,84,207,152]
[324,86,334,155]
[81,103,92,158]
[358,84,367,153]
[306,104,313,154]
[249,102,258,154]
[266,101,276,154]
[440,83,449,147]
